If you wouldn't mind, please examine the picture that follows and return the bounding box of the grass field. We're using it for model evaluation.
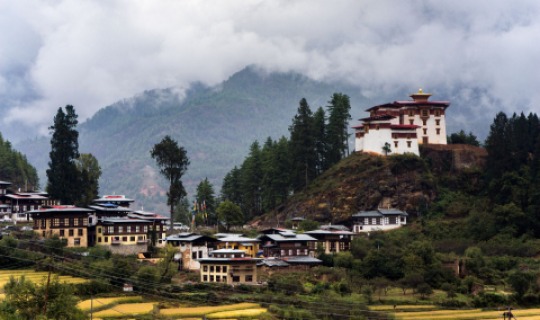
[77,296,144,311]
[92,302,156,318]
[159,302,262,317]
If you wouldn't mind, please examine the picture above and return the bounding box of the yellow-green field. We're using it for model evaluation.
[0,269,88,291]
[160,302,263,318]
[92,302,157,318]
[371,305,540,320]
[77,296,144,311]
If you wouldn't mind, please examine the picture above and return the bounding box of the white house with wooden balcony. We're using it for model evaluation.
[353,89,450,156]
[351,208,408,233]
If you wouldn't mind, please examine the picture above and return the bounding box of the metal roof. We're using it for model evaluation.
[352,208,408,218]
[282,256,322,264]
[260,233,316,242]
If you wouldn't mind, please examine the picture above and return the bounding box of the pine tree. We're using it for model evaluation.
[289,98,317,191]
[76,153,102,206]
[150,136,190,227]
[240,141,263,219]
[221,166,242,205]
[195,178,216,225]
[325,93,351,167]
[313,107,327,174]
[46,105,81,204]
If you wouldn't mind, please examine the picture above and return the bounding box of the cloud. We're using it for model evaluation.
[2,0,540,140]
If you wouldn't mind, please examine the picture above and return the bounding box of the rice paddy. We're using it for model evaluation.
[0,269,88,291]
[159,302,262,317]
[77,296,144,311]
[376,305,540,320]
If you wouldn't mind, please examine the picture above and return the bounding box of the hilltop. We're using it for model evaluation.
[254,144,487,227]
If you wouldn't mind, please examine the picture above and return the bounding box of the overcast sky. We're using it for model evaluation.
[2,0,540,140]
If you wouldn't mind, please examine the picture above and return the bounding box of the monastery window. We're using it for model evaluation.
[408,110,414,116]
[69,229,74,236]
[422,119,427,126]
[423,128,427,135]
[232,276,240,283]
[394,141,398,148]
[422,109,429,117]
[436,128,441,135]
[384,217,389,225]
[436,119,440,126]
[435,110,441,117]
[409,119,414,125]
[407,141,412,148]
[199,251,203,258]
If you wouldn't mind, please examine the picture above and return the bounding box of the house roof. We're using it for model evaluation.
[165,233,215,242]
[282,256,322,264]
[259,233,316,242]
[4,194,49,200]
[366,100,450,112]
[87,204,132,213]
[26,206,94,215]
[320,224,350,231]
[352,208,408,218]
[218,236,260,243]
[100,217,152,224]
[258,258,290,267]
[359,114,396,121]
[305,229,354,236]
[0,181,12,186]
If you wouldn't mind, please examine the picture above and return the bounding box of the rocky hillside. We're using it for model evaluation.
[254,145,487,227]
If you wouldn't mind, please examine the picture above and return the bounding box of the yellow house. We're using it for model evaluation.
[198,249,261,285]
[96,217,153,255]
[27,206,94,248]
[215,235,260,257]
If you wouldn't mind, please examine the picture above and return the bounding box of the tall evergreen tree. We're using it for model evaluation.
[221,166,242,205]
[240,141,263,219]
[75,153,102,206]
[46,105,81,204]
[484,112,512,182]
[195,178,216,225]
[289,98,317,191]
[313,107,327,174]
[325,93,351,167]
[0,133,39,190]
[150,136,190,228]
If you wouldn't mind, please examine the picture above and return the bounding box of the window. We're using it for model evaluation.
[232,276,240,283]
[216,276,221,282]
[78,229,83,236]
[216,266,221,272]
[136,225,140,232]
[69,229,74,236]
[223,266,227,272]
[98,237,102,243]
[127,226,131,233]
[130,236,135,241]
[364,218,369,225]
[203,275,208,281]
[422,119,427,126]
[73,218,78,226]
[436,119,440,126]
[41,220,46,229]
[223,276,227,282]
[98,227,102,233]
[210,275,214,282]
[143,226,148,232]
[122,236,127,241]
[422,109,428,117]
[372,218,377,225]
[210,266,215,272]
[423,128,427,135]
[74,238,80,246]
[104,237,108,242]
[245,275,253,282]
[394,141,398,148]
[407,141,412,148]
[436,128,441,135]
[107,226,114,234]
[60,229,65,236]
[199,251,203,258]
[435,110,441,117]
[203,265,208,272]
[409,119,414,125]
[192,252,197,259]
[118,226,123,233]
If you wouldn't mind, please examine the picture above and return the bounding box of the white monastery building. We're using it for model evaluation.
[353,89,450,156]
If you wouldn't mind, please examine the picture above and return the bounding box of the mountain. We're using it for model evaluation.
[17,66,370,212]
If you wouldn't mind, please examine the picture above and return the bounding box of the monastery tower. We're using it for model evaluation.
[353,89,450,156]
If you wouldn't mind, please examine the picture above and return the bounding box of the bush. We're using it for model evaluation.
[439,299,468,308]
[471,292,508,308]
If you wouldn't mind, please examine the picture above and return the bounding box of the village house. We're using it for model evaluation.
[258,228,317,258]
[164,232,217,271]
[198,249,261,285]
[353,89,450,156]
[0,180,54,223]
[351,208,408,233]
[95,216,154,255]
[27,205,94,247]
[305,228,354,254]
[215,234,260,258]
